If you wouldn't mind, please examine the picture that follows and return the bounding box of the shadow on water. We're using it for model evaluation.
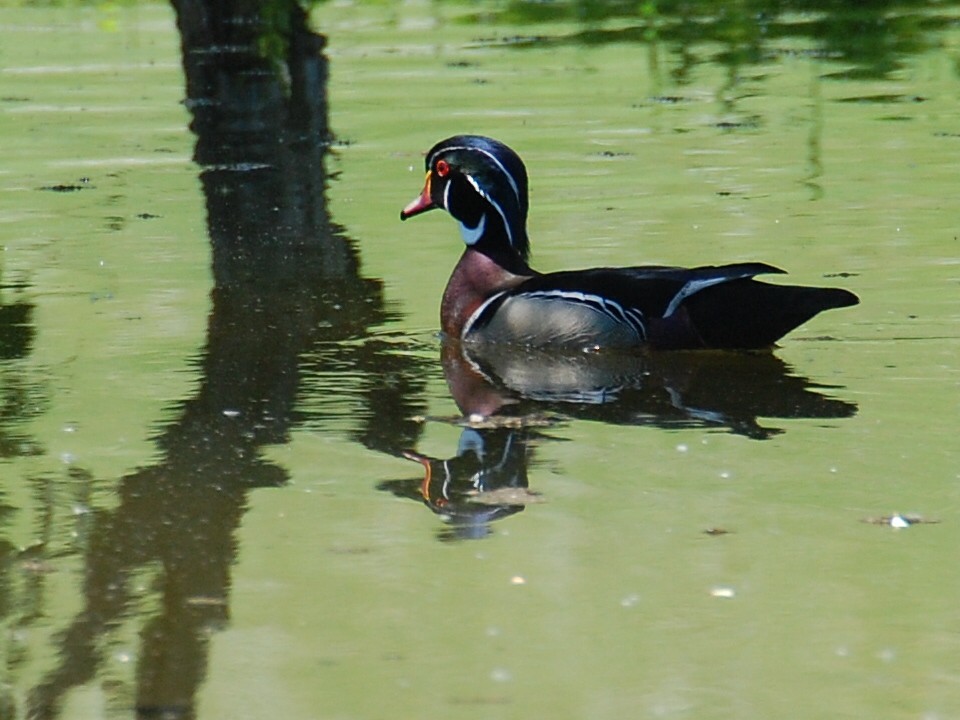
[381,341,857,541]
[0,290,39,460]
[22,4,428,719]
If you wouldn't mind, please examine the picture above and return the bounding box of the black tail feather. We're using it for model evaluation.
[687,280,859,349]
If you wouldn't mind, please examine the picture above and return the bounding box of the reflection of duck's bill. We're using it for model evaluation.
[402,450,433,500]
[401,449,430,465]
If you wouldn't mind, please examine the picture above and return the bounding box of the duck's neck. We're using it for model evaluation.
[441,244,534,339]
[456,200,531,266]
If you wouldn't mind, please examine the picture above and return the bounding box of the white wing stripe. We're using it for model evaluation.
[663,277,730,318]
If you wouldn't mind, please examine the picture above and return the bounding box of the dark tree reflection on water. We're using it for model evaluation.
[24,2,427,718]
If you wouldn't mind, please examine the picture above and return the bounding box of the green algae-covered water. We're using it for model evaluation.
[1,2,958,718]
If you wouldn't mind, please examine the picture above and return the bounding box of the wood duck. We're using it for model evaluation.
[400,135,859,351]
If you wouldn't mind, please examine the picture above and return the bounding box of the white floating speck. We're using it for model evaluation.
[620,594,639,608]
[490,667,512,683]
[889,514,910,529]
[510,575,526,585]
[676,444,688,453]
[222,409,240,418]
[710,586,736,598]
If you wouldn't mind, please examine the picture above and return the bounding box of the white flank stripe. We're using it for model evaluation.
[462,290,507,337]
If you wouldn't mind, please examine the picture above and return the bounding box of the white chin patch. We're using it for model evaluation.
[458,213,486,245]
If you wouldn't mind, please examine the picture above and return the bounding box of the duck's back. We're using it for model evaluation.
[462,263,858,351]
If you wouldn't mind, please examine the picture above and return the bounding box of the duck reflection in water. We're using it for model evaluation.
[382,424,542,541]
[447,342,858,438]
[383,340,857,540]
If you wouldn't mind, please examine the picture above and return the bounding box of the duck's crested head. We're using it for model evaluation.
[401,135,530,260]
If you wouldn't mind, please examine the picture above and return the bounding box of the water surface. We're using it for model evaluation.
[1,2,958,718]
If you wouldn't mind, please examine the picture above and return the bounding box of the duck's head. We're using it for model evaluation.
[400,135,530,260]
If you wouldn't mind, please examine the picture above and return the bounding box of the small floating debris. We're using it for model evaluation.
[713,117,761,131]
[509,575,526,586]
[652,95,692,104]
[861,513,939,528]
[836,94,926,104]
[703,527,732,536]
[38,183,88,192]
[710,586,736,599]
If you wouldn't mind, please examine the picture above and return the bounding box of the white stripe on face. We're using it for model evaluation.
[464,175,513,247]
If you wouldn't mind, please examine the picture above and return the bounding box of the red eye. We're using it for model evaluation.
[435,159,450,177]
